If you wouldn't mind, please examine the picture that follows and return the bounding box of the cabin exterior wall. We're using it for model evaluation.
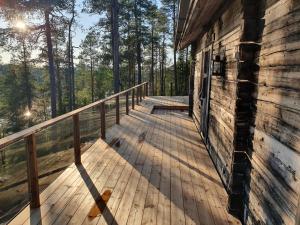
[193,0,242,197]
[191,0,300,224]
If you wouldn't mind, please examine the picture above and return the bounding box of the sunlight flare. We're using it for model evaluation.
[24,110,32,118]
[14,20,27,32]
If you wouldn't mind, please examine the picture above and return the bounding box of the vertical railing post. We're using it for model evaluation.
[136,88,139,105]
[73,114,81,165]
[146,83,149,96]
[116,96,120,124]
[126,92,129,115]
[26,134,40,208]
[132,89,135,109]
[139,86,142,102]
[100,102,106,139]
[143,84,146,99]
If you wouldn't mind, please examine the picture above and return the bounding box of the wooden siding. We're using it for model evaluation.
[192,0,300,224]
[193,0,243,189]
[246,0,300,224]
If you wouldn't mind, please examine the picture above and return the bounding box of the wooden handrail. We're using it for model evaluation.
[0,82,147,150]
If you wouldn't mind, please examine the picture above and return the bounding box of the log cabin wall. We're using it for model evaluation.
[193,0,243,194]
[191,0,300,224]
[245,0,300,224]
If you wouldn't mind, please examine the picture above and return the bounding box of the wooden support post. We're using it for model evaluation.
[136,88,139,105]
[100,102,106,139]
[126,92,129,115]
[116,96,120,124]
[143,85,146,99]
[132,89,135,109]
[139,87,142,102]
[146,83,149,96]
[26,134,40,208]
[73,114,81,165]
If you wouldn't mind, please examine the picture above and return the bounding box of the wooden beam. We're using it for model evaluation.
[116,96,120,124]
[126,92,129,115]
[73,114,81,165]
[26,134,40,208]
[136,88,139,105]
[139,87,142,102]
[132,89,135,109]
[100,102,106,139]
[146,83,149,96]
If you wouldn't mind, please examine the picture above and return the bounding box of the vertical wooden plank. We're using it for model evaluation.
[132,89,135,109]
[26,134,40,208]
[126,92,129,115]
[100,102,106,139]
[143,85,146,99]
[139,87,142,102]
[73,114,81,165]
[136,88,140,105]
[116,96,120,124]
[146,83,149,96]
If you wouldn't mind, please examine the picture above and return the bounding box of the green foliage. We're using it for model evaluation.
[0,65,27,133]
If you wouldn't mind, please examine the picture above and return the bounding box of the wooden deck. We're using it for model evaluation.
[9,96,240,225]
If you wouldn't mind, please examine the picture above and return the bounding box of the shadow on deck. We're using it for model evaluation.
[9,96,240,225]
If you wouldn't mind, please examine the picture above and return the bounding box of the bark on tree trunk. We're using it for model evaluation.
[134,0,142,85]
[112,0,120,93]
[67,1,75,110]
[22,40,32,111]
[150,24,155,96]
[90,60,94,102]
[45,9,57,118]
[173,0,178,95]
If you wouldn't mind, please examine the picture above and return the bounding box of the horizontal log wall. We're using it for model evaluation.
[192,0,300,224]
[246,0,300,224]
[193,0,243,189]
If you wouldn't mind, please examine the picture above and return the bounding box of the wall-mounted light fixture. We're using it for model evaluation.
[212,55,225,77]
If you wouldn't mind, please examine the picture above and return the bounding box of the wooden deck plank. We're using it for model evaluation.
[176,111,201,225]
[156,110,171,225]
[33,126,124,225]
[141,112,163,225]
[170,110,186,225]
[9,96,240,225]
[95,111,152,225]
[70,115,146,225]
[11,137,112,225]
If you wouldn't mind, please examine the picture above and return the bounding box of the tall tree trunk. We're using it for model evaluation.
[159,46,163,96]
[45,9,57,118]
[112,0,120,93]
[56,61,63,114]
[71,45,75,107]
[173,0,178,95]
[54,40,63,115]
[162,35,166,96]
[134,0,142,85]
[150,24,155,96]
[22,40,32,111]
[67,1,75,111]
[90,59,94,102]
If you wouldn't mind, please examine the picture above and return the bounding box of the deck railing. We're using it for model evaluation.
[0,82,148,214]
